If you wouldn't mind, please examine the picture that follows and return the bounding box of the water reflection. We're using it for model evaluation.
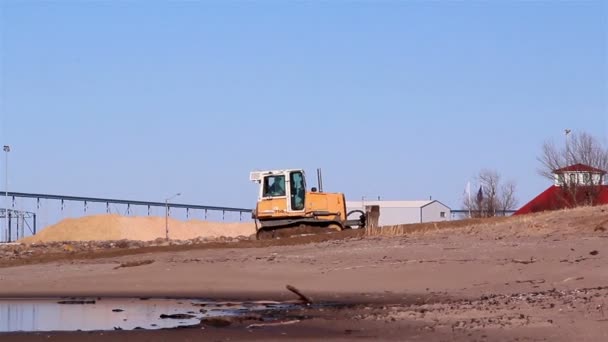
[0,298,294,332]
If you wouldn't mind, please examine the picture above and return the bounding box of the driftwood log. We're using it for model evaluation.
[286,284,313,304]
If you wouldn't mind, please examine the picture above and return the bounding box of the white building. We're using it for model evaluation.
[346,200,451,226]
[553,163,606,186]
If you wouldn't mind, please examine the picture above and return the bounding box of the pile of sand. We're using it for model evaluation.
[19,214,256,243]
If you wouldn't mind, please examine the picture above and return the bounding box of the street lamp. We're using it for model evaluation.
[564,129,572,165]
[165,192,181,240]
[3,145,9,242]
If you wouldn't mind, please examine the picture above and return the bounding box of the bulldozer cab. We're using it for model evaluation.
[251,169,307,212]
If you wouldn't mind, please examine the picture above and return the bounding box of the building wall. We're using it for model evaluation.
[378,207,421,226]
[420,201,451,223]
[554,172,604,186]
[346,200,452,226]
[346,205,421,226]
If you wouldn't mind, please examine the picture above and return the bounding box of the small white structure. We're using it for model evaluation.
[346,200,451,226]
[553,163,606,187]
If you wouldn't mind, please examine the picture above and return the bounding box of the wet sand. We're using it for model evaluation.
[1,205,607,341]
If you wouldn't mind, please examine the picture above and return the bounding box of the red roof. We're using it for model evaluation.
[553,163,606,174]
[514,185,608,215]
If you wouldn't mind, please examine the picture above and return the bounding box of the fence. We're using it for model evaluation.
[0,209,36,242]
[450,209,516,220]
[0,191,252,243]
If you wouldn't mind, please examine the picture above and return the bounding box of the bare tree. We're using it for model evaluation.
[537,131,608,207]
[462,169,518,218]
[538,131,608,179]
[500,180,517,213]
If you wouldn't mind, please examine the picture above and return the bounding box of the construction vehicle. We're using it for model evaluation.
[250,168,367,240]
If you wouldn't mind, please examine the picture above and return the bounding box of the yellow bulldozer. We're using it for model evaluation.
[250,168,367,240]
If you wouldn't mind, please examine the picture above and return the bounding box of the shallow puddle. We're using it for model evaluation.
[0,297,299,332]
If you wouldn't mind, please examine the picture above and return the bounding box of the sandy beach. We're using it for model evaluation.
[1,205,607,341]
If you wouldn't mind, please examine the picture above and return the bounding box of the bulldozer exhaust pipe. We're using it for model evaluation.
[317,168,323,193]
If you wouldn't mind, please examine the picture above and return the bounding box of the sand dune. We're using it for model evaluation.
[19,214,256,243]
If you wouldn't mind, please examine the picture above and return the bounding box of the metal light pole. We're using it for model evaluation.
[564,129,571,165]
[3,145,9,242]
[165,192,181,240]
[467,181,471,218]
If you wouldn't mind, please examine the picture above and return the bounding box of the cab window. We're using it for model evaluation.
[263,175,286,197]
[290,171,305,210]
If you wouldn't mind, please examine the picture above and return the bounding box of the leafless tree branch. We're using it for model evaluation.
[462,169,518,218]
[537,131,608,207]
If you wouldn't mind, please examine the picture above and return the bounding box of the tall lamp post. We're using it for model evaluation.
[165,192,181,240]
[3,145,9,242]
[564,129,571,165]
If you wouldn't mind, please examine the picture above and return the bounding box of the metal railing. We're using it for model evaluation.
[0,191,253,242]
[450,209,516,219]
[1,191,251,216]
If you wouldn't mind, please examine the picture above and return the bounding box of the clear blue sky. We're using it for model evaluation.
[0,0,606,211]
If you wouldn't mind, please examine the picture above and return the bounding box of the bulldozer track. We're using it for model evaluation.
[256,224,345,240]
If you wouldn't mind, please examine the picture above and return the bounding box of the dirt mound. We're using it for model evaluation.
[19,214,256,243]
